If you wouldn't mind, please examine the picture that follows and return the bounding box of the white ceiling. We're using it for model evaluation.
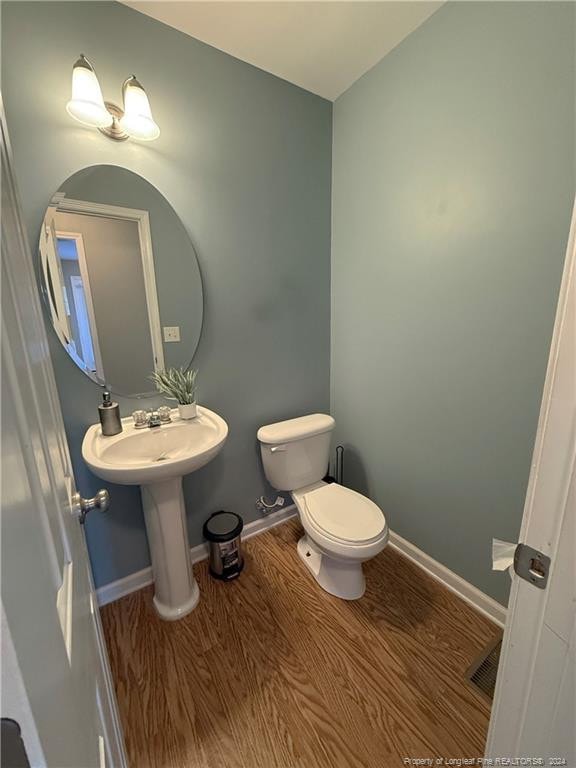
[121,2,443,100]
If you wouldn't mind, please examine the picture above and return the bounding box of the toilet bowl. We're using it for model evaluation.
[257,414,388,600]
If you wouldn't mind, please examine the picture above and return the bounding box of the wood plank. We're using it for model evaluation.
[101,519,500,768]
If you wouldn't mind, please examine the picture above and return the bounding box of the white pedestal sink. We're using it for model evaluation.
[82,406,228,620]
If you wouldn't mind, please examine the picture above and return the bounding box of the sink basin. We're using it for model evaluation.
[82,406,228,621]
[82,406,228,485]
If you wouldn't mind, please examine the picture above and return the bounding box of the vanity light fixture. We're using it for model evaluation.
[66,55,160,142]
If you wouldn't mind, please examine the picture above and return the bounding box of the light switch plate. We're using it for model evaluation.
[163,326,180,342]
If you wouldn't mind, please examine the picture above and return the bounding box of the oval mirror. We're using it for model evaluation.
[38,166,203,397]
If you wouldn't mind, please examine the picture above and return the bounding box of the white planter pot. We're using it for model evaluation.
[178,402,198,420]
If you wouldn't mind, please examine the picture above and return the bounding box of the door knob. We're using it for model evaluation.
[73,489,110,524]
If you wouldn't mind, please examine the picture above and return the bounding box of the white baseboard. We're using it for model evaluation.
[96,566,153,607]
[96,504,297,607]
[389,530,507,628]
[97,506,506,629]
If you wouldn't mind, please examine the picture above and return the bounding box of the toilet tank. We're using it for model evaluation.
[257,414,335,491]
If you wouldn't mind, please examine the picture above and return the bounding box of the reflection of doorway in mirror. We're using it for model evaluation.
[53,201,165,395]
[56,233,104,381]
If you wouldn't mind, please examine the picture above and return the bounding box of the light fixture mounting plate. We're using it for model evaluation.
[99,102,129,142]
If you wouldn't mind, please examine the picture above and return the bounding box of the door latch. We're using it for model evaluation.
[513,543,550,589]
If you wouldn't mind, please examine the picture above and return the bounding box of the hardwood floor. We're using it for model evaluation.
[101,519,501,768]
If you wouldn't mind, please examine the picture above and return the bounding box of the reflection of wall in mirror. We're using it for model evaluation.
[54,209,156,395]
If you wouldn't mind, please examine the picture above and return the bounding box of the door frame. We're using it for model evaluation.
[485,199,576,756]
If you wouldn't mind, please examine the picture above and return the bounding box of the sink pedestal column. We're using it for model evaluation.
[141,478,200,620]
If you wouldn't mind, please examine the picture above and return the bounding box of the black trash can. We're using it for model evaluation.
[203,511,244,580]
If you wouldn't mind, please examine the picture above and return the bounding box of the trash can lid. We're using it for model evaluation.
[203,511,243,542]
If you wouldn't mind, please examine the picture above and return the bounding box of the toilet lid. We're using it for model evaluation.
[303,484,385,543]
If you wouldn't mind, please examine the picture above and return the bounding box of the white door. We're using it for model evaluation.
[0,112,127,767]
[39,215,72,350]
[70,274,98,372]
[486,200,576,763]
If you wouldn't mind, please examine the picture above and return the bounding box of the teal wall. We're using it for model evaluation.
[1,1,332,587]
[3,1,573,604]
[332,1,575,604]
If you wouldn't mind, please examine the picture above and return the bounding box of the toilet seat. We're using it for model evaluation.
[300,483,386,545]
[291,481,390,597]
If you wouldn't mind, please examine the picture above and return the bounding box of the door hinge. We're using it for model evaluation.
[513,543,551,589]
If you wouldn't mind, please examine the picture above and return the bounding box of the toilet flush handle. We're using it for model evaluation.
[270,445,287,453]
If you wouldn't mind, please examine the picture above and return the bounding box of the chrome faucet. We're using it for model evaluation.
[148,409,162,428]
[132,406,172,429]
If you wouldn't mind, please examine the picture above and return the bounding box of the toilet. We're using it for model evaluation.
[257,413,388,600]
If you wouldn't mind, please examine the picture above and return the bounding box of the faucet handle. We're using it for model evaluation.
[158,406,172,423]
[132,409,148,428]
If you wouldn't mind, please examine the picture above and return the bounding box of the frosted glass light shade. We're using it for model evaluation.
[66,55,112,129]
[119,77,160,141]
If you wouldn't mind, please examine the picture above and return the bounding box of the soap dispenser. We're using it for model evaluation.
[98,391,123,436]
